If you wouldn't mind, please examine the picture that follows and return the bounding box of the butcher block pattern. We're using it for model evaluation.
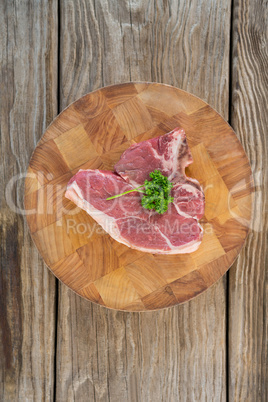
[24,83,253,311]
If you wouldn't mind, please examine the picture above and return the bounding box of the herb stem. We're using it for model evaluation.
[106,185,144,200]
[106,170,173,214]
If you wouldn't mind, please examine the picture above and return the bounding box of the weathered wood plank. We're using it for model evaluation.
[229,0,268,400]
[56,0,231,400]
[0,1,58,400]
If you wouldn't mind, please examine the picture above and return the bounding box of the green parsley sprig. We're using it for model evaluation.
[106,170,174,214]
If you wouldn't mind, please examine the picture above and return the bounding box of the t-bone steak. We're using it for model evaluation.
[65,128,205,254]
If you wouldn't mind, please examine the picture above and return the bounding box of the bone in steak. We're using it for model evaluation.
[65,128,205,254]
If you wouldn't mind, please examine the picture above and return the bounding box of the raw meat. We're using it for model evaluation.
[115,128,193,186]
[65,128,205,254]
[114,128,205,220]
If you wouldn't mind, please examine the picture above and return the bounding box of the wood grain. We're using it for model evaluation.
[0,0,57,400]
[25,83,253,311]
[229,0,268,400]
[55,0,232,400]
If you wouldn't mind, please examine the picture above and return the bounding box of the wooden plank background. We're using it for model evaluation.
[0,0,267,401]
[0,1,58,400]
[228,0,267,401]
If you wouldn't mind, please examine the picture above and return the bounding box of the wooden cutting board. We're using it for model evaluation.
[24,82,253,311]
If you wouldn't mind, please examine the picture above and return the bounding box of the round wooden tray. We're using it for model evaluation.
[25,82,253,311]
